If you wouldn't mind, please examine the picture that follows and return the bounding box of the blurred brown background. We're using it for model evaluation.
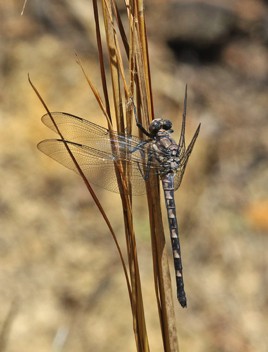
[1,0,268,351]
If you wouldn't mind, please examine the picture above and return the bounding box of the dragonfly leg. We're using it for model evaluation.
[124,127,131,137]
[130,98,152,137]
[136,121,151,137]
[137,152,153,181]
[130,139,151,154]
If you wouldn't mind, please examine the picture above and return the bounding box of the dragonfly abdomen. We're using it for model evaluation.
[162,173,187,308]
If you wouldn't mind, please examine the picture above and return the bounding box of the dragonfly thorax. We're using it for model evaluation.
[152,133,181,175]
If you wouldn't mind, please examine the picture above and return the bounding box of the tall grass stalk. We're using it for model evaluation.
[88,1,180,351]
[33,0,180,351]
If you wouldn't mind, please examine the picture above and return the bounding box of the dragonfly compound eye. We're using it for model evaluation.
[149,119,162,135]
[162,120,172,130]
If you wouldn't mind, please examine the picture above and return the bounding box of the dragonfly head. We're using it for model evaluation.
[149,119,173,136]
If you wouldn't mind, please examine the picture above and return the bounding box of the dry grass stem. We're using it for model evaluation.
[35,0,181,351]
[91,1,179,351]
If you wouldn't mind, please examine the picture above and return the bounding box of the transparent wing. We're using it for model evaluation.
[39,112,166,195]
[177,86,187,156]
[174,123,201,191]
[38,139,155,195]
[42,112,167,165]
[41,112,150,158]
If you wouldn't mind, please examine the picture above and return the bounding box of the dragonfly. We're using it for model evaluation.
[38,88,200,308]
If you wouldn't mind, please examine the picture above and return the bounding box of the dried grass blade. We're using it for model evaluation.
[135,0,154,121]
[0,298,18,351]
[147,178,179,352]
[101,0,124,132]
[75,54,129,197]
[75,53,113,130]
[130,1,180,350]
[92,0,111,118]
[29,76,132,304]
[111,0,130,58]
[100,2,150,351]
[132,25,149,127]
[103,0,129,97]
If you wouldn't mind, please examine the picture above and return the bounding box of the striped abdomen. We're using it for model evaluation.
[162,173,187,308]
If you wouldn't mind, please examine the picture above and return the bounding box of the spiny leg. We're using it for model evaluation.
[130,97,152,137]
[137,152,154,181]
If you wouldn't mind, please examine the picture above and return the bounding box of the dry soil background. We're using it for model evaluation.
[0,0,268,351]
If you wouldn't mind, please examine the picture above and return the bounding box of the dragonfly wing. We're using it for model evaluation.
[41,111,162,172]
[41,112,112,141]
[174,123,201,191]
[41,112,155,162]
[38,139,149,195]
[178,86,187,156]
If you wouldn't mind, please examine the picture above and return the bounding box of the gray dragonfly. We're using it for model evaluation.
[38,89,200,308]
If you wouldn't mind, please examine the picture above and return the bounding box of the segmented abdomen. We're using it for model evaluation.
[162,173,187,308]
